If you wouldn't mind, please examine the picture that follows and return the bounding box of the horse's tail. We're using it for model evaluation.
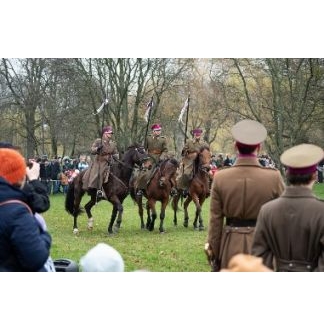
[65,180,83,216]
[65,183,75,215]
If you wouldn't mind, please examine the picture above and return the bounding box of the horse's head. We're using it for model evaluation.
[160,157,179,178]
[124,143,148,167]
[197,146,212,172]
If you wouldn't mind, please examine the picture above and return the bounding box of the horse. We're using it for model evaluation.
[65,143,147,234]
[172,146,211,230]
[130,158,179,233]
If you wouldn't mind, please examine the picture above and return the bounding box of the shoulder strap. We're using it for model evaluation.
[0,200,33,215]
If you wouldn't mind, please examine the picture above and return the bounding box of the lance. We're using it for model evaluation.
[184,94,190,144]
[143,96,154,147]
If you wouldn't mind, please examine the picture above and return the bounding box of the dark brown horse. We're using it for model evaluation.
[130,158,179,233]
[65,144,147,234]
[172,146,211,230]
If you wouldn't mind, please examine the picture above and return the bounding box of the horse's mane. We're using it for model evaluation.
[194,146,210,172]
[158,157,179,179]
[127,142,143,150]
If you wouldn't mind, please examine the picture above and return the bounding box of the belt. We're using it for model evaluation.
[149,150,161,155]
[276,258,316,272]
[226,218,257,227]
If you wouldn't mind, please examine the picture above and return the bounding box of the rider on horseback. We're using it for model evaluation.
[176,127,209,197]
[136,123,172,196]
[82,125,119,198]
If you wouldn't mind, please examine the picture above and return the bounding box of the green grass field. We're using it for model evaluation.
[46,193,211,272]
[45,183,324,272]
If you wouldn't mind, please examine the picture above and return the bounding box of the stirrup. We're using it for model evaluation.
[170,188,177,196]
[136,189,143,196]
[97,190,103,198]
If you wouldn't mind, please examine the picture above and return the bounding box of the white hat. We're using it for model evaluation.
[280,143,324,174]
[231,119,267,145]
[80,243,124,272]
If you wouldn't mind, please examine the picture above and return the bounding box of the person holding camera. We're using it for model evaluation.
[0,148,52,271]
[82,126,119,197]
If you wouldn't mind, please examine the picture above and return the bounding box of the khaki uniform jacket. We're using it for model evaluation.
[145,135,168,163]
[136,135,168,190]
[83,137,118,190]
[182,138,209,160]
[251,186,324,271]
[207,156,285,270]
[178,138,210,187]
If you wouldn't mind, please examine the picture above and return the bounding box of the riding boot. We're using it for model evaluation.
[170,187,177,196]
[183,189,189,198]
[136,189,144,196]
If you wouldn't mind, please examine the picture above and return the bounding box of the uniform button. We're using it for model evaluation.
[307,265,311,270]
[289,263,293,268]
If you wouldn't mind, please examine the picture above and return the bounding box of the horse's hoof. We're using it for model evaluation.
[194,226,199,231]
[199,226,205,231]
[183,222,188,228]
[159,230,166,234]
[87,218,94,230]
[73,228,79,235]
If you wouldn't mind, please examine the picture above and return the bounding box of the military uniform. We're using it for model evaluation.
[145,134,168,163]
[83,127,118,190]
[208,157,285,270]
[206,119,285,271]
[177,132,209,191]
[136,125,168,192]
[252,143,324,271]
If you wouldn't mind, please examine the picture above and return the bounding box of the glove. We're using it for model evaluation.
[97,145,103,154]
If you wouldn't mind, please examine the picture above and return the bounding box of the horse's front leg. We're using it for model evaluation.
[108,205,118,234]
[192,195,201,230]
[171,193,180,226]
[145,200,151,230]
[197,197,206,230]
[183,196,192,228]
[112,203,124,234]
[84,191,97,230]
[137,195,146,230]
[159,200,168,233]
[73,215,79,234]
[107,196,123,234]
[147,200,157,232]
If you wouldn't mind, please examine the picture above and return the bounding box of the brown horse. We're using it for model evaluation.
[172,146,211,230]
[65,144,147,234]
[130,158,179,233]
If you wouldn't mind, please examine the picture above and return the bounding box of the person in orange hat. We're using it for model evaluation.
[252,143,324,271]
[205,119,285,271]
[0,141,50,214]
[136,123,169,196]
[82,125,119,198]
[0,148,52,271]
[176,127,209,197]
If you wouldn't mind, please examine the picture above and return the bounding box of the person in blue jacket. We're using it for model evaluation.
[0,148,52,271]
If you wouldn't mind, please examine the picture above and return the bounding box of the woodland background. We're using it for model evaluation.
[1,58,324,171]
